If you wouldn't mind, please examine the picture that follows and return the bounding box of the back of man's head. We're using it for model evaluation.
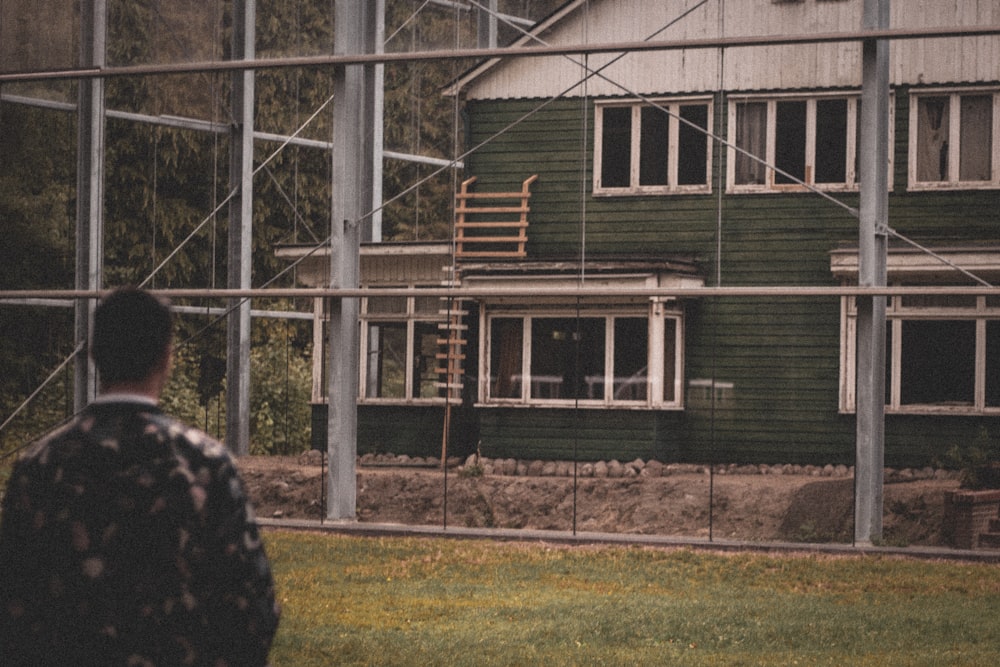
[91,287,173,384]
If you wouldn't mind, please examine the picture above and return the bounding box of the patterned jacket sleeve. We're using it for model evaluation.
[200,447,281,667]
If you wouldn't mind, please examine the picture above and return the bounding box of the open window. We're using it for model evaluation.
[594,98,713,196]
[909,88,1000,189]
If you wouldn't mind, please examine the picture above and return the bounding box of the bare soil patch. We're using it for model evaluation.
[237,456,960,546]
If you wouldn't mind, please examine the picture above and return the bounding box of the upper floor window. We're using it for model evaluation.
[727,93,870,193]
[909,88,1000,190]
[593,98,712,196]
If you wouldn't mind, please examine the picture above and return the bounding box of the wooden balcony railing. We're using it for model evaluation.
[454,174,538,259]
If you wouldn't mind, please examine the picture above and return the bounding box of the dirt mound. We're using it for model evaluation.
[237,456,960,547]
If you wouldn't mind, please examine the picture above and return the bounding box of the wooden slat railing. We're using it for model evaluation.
[454,174,538,259]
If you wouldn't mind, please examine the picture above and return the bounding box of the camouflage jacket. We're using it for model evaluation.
[0,401,280,666]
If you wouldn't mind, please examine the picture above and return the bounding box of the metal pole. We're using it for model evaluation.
[854,0,890,545]
[327,0,377,521]
[477,0,499,49]
[74,0,106,411]
[226,0,255,456]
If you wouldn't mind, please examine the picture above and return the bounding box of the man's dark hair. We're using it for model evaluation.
[91,287,173,384]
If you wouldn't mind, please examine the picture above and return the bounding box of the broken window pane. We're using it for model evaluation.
[959,94,992,181]
[916,96,949,182]
[815,98,848,183]
[601,107,631,188]
[678,104,709,185]
[639,106,669,186]
[774,100,807,184]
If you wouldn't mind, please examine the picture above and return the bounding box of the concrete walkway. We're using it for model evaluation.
[258,517,1000,563]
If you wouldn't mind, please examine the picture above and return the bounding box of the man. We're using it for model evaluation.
[0,287,280,666]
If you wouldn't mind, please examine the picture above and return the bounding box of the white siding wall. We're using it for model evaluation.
[462,0,1000,100]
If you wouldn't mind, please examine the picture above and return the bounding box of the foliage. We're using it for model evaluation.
[249,317,313,455]
[1,0,566,455]
[938,427,1000,490]
[266,532,1000,666]
[161,316,313,455]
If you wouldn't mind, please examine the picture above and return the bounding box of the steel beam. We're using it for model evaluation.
[73,0,106,411]
[855,0,890,545]
[226,0,255,456]
[327,0,378,521]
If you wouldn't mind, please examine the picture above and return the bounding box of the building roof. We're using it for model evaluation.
[449,0,1000,101]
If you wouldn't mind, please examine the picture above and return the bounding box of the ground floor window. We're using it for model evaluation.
[482,302,683,408]
[360,295,448,403]
[840,291,1000,414]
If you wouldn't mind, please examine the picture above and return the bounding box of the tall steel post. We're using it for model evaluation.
[328,0,377,520]
[226,0,255,456]
[74,0,106,411]
[855,0,890,545]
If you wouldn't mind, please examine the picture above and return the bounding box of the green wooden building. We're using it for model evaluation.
[290,0,1000,468]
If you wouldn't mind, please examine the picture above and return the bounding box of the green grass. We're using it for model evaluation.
[266,531,1000,666]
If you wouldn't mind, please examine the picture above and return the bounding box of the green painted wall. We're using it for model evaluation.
[455,88,1000,467]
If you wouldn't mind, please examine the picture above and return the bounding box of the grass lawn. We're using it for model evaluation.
[265,530,1000,666]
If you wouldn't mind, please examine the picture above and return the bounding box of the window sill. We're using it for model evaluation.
[477,401,684,411]
[727,184,860,195]
[358,398,450,406]
[907,182,1000,192]
[592,186,711,197]
[841,406,1000,416]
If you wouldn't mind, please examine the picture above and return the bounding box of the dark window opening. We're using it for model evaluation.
[678,104,709,185]
[600,107,631,188]
[613,318,648,400]
[987,321,1000,407]
[815,98,848,183]
[530,318,605,400]
[639,106,669,186]
[899,320,975,405]
[663,318,677,402]
[774,100,807,184]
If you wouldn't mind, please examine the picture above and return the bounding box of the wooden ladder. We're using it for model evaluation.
[435,265,467,405]
[454,174,538,259]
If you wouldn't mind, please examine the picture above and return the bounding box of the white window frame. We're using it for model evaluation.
[359,294,448,404]
[479,300,685,409]
[593,97,713,196]
[840,291,1000,415]
[907,87,1000,191]
[727,92,892,194]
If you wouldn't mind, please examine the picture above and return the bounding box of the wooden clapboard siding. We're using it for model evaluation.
[459,80,1000,467]
[477,408,686,463]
